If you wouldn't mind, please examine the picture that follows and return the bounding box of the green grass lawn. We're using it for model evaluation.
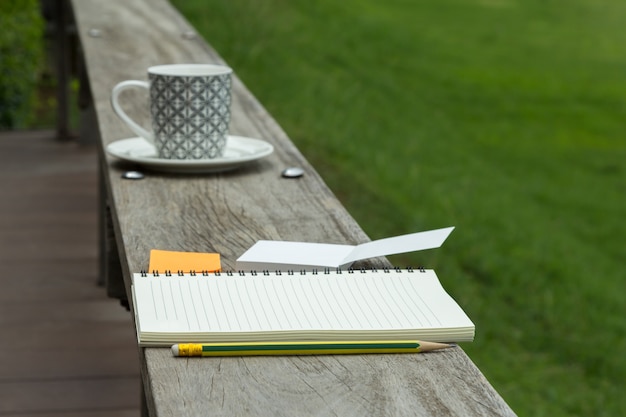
[171,1,626,415]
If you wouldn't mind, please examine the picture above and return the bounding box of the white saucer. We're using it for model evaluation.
[106,135,274,174]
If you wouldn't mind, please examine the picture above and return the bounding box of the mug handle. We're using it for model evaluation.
[111,80,154,144]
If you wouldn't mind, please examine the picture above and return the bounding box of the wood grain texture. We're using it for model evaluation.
[70,0,516,415]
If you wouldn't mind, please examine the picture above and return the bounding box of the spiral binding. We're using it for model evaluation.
[139,266,427,277]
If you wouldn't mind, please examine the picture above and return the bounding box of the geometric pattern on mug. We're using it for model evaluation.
[149,73,232,159]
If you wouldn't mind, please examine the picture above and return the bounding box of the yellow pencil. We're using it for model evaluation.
[171,340,452,357]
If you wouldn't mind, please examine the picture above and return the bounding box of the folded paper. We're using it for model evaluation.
[236,226,454,271]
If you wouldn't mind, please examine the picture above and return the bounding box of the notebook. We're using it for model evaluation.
[131,268,474,347]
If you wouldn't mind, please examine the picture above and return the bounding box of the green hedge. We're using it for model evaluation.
[0,0,44,129]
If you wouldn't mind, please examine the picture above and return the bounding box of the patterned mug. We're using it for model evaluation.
[111,64,233,159]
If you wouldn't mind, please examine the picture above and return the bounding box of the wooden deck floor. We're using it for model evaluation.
[0,130,140,417]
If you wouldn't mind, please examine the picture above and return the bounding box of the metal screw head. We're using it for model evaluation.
[281,167,304,178]
[182,31,197,40]
[122,171,145,180]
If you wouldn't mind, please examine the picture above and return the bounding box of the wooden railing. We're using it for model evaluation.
[69,0,516,415]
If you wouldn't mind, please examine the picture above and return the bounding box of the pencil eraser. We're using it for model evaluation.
[171,344,179,356]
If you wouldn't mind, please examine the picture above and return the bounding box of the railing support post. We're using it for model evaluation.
[54,0,71,140]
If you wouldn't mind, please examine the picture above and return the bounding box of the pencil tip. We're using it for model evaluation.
[419,341,453,352]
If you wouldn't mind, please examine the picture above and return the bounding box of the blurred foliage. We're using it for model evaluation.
[173,1,626,415]
[0,0,44,129]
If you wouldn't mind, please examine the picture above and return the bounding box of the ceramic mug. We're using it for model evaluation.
[111,64,233,159]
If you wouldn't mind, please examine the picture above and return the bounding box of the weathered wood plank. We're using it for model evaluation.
[12,411,138,417]
[70,0,516,415]
[0,130,140,416]
[0,378,140,414]
[0,345,138,381]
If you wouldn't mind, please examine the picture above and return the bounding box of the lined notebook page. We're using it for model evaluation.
[131,269,475,346]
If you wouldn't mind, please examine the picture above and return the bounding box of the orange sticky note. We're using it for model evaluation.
[148,249,221,273]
